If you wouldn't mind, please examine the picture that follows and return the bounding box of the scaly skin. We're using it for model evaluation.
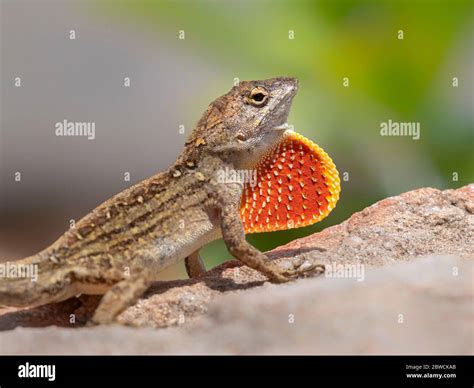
[0,77,340,324]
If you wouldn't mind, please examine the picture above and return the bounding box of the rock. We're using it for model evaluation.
[0,184,472,354]
[0,256,471,354]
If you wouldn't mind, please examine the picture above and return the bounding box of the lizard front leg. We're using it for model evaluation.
[184,251,206,278]
[90,272,154,325]
[216,194,289,283]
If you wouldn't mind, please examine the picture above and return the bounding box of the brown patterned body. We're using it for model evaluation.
[0,77,324,324]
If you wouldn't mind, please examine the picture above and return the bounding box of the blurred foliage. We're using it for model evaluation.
[98,0,473,269]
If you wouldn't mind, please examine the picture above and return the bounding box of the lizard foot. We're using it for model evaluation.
[265,270,291,283]
[280,261,325,280]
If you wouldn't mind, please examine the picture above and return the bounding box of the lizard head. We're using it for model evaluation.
[186,77,298,170]
[181,77,341,234]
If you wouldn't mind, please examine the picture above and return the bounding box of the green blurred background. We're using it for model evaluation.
[1,0,472,278]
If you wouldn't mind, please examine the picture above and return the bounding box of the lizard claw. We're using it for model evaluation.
[265,260,325,283]
[266,271,291,283]
[281,261,325,280]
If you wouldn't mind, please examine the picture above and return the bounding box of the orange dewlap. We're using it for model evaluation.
[240,131,340,234]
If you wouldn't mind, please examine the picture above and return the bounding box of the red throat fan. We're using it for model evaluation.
[240,130,340,234]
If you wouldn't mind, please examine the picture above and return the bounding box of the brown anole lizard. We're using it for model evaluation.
[0,77,340,324]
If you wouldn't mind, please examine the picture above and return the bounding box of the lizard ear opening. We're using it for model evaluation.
[240,131,340,234]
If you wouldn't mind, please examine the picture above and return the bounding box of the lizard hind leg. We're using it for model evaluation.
[90,274,154,325]
[184,250,206,278]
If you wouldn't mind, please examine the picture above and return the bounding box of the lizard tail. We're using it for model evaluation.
[0,252,65,308]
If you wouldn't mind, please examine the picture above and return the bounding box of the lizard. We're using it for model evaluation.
[0,77,340,325]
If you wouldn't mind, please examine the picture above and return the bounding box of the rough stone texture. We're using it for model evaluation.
[0,184,472,354]
[0,256,471,355]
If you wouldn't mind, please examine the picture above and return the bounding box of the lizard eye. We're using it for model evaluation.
[247,87,269,107]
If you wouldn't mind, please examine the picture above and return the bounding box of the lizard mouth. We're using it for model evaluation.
[240,128,341,234]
